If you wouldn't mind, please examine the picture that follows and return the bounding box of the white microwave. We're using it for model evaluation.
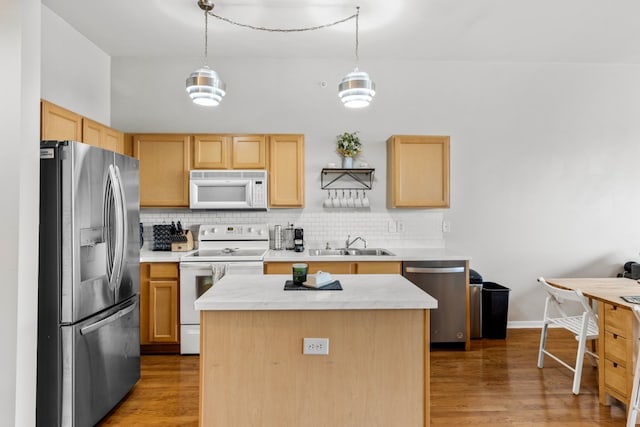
[189,170,268,210]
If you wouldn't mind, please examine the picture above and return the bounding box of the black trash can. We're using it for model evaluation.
[481,282,511,339]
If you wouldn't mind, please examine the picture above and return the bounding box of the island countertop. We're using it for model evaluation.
[194,273,438,311]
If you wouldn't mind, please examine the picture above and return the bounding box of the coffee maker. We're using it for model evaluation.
[293,228,304,252]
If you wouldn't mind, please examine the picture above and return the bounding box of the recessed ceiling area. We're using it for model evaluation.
[42,0,640,62]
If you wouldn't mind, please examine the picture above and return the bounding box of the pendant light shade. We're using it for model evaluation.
[338,69,376,109]
[186,0,225,106]
[338,7,375,108]
[186,66,226,106]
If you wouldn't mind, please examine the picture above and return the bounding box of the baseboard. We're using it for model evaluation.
[507,320,545,329]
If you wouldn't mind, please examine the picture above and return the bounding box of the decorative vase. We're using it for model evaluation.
[342,157,353,168]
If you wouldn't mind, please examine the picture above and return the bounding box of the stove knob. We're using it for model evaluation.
[203,230,209,236]
[258,229,265,235]
[211,227,218,234]
[247,227,254,233]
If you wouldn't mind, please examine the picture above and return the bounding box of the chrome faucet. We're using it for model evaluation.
[345,235,367,249]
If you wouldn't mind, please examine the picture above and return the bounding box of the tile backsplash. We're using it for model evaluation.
[140,209,445,249]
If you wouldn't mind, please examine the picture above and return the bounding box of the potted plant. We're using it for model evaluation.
[336,131,362,168]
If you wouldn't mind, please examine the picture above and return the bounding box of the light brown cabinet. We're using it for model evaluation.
[600,303,635,405]
[82,118,124,153]
[264,261,401,275]
[268,134,305,208]
[140,263,180,353]
[41,100,82,141]
[193,134,267,169]
[133,134,191,207]
[387,135,450,208]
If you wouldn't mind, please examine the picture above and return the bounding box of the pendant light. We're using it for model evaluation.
[338,7,376,108]
[186,0,226,106]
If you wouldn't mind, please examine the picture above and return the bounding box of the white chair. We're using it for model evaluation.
[626,305,640,426]
[537,277,599,395]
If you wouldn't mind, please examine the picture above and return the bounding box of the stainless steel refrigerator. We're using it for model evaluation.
[37,141,140,427]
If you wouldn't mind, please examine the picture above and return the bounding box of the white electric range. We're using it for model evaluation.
[179,223,269,354]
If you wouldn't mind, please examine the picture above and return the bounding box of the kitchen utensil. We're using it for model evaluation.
[283,224,295,250]
[332,189,341,208]
[362,190,370,208]
[340,190,348,208]
[354,190,363,208]
[347,190,354,208]
[323,190,332,208]
[273,225,283,250]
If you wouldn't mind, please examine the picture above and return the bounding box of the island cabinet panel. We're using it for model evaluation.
[133,134,191,207]
[200,309,429,427]
[268,134,305,208]
[387,135,450,208]
[140,262,180,353]
[41,100,82,141]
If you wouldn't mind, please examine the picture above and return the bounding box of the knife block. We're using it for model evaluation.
[171,230,194,252]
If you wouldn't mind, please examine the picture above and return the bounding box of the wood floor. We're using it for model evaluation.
[99,328,629,426]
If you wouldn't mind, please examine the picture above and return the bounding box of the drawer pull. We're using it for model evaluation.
[613,334,618,339]
[613,362,618,368]
[613,306,618,311]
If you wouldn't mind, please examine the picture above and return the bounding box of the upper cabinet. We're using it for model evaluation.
[41,100,127,155]
[268,134,305,208]
[193,134,266,169]
[41,100,82,141]
[387,135,450,208]
[133,134,191,207]
[82,118,124,153]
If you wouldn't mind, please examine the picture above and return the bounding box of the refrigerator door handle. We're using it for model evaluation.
[80,300,137,336]
[113,164,128,288]
[106,164,126,290]
[405,266,465,274]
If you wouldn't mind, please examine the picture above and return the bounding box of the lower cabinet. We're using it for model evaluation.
[140,262,180,354]
[600,302,635,405]
[264,261,401,275]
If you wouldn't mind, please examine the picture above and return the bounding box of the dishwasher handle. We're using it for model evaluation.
[405,266,465,274]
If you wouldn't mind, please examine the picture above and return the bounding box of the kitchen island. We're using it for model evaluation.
[195,274,437,427]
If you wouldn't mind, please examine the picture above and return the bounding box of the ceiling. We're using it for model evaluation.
[42,0,640,63]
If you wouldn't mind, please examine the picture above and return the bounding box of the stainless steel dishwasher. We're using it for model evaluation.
[403,261,467,345]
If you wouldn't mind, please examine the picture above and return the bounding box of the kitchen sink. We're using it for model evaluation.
[308,248,395,256]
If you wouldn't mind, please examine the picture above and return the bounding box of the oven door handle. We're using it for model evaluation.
[180,262,214,270]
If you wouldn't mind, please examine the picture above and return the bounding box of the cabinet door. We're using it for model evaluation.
[82,118,103,148]
[41,100,82,141]
[148,280,179,343]
[232,135,267,169]
[133,134,191,207]
[268,134,305,207]
[387,135,450,208]
[356,262,402,274]
[140,263,151,346]
[103,127,124,154]
[193,134,230,169]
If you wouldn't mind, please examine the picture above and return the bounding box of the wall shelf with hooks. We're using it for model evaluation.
[321,168,375,190]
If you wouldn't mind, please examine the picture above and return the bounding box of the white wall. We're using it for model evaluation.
[41,5,111,125]
[113,56,640,324]
[1,0,40,424]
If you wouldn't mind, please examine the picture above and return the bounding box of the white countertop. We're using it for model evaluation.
[194,274,438,311]
[264,247,470,262]
[140,246,470,263]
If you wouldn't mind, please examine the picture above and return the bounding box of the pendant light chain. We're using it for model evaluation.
[203,9,209,66]
[208,10,358,33]
[355,6,360,67]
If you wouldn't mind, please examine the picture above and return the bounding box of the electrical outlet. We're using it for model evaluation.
[303,338,329,355]
[442,220,451,233]
[397,221,404,232]
[388,220,397,233]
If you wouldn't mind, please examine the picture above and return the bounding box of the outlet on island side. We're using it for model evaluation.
[303,338,329,355]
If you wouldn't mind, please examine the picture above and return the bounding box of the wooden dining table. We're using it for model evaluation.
[546,277,640,407]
